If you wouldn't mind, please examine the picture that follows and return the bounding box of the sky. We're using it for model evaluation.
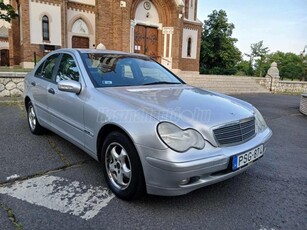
[197,0,307,57]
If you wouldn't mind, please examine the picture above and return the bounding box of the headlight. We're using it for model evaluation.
[157,122,205,152]
[254,107,267,133]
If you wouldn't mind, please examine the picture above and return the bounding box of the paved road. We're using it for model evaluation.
[0,94,306,230]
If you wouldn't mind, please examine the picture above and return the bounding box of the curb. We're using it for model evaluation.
[0,97,23,105]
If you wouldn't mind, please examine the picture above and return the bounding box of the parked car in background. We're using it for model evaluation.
[24,49,272,200]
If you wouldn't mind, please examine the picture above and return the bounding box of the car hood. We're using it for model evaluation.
[98,85,254,130]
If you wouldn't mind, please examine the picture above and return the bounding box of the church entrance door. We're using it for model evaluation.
[0,49,9,66]
[72,36,89,49]
[134,25,158,60]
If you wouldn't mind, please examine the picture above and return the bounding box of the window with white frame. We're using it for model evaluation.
[42,15,50,41]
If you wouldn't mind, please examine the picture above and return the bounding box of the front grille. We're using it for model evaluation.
[213,117,255,146]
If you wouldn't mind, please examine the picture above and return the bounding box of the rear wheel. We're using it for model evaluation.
[101,131,145,200]
[27,101,45,135]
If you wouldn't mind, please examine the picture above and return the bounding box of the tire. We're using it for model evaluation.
[26,101,45,135]
[101,131,145,200]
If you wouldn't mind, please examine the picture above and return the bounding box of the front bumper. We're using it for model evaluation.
[136,128,272,196]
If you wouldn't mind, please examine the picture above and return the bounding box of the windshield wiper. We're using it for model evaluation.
[143,81,181,86]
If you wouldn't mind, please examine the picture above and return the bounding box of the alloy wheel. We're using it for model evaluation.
[105,143,132,190]
[28,105,37,131]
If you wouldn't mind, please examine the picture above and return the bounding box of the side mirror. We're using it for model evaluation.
[58,80,82,94]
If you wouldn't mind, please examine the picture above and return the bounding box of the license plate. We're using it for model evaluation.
[232,145,264,170]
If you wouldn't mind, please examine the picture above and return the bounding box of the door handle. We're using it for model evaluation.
[48,88,55,95]
[31,81,36,86]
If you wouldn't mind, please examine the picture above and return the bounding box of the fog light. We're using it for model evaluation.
[179,178,190,185]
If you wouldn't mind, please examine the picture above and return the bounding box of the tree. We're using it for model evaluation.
[250,41,269,77]
[200,10,242,75]
[0,1,18,22]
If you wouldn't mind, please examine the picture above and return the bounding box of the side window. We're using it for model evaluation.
[34,62,44,77]
[56,54,80,83]
[41,54,59,81]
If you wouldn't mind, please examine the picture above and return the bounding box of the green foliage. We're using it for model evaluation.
[0,1,18,22]
[198,10,305,80]
[236,60,254,76]
[251,41,270,58]
[200,10,242,75]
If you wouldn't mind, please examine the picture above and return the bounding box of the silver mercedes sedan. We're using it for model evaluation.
[24,49,272,200]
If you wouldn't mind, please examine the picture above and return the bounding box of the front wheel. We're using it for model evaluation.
[101,131,145,200]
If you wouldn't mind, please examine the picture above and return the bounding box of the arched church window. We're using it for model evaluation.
[187,37,192,57]
[42,15,50,41]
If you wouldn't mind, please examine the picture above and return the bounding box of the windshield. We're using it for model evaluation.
[81,53,183,87]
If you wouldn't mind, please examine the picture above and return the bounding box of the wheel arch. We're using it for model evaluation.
[96,124,136,162]
[25,96,31,111]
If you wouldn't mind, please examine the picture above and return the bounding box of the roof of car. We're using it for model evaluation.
[57,48,150,59]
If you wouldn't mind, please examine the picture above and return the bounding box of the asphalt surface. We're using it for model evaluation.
[0,94,306,230]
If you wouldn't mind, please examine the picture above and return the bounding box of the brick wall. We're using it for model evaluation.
[8,0,202,72]
[9,0,21,66]
[184,0,189,19]
[10,0,83,65]
[194,0,198,21]
[96,0,184,70]
[95,0,113,49]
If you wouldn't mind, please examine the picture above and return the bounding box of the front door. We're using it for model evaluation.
[134,25,158,60]
[48,53,85,147]
[72,36,89,48]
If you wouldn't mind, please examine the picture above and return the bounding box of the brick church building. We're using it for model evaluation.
[5,0,202,72]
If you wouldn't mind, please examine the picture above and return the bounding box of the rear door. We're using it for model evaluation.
[30,53,60,125]
[47,53,85,147]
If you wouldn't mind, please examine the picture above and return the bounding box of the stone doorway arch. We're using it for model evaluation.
[71,19,90,48]
[130,0,179,68]
[132,0,161,60]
